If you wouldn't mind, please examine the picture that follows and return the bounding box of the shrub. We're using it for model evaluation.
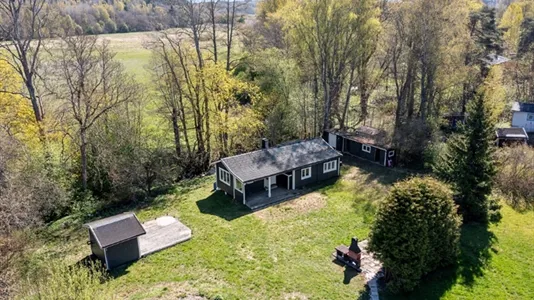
[17,261,110,300]
[368,177,462,293]
[495,145,534,209]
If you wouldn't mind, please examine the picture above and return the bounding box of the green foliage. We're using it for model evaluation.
[434,91,497,224]
[495,144,534,210]
[470,7,504,56]
[518,17,534,55]
[368,177,462,293]
[17,261,110,300]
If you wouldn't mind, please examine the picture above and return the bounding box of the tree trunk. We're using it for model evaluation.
[341,65,355,130]
[80,129,88,190]
[171,107,182,158]
[226,0,236,71]
[210,2,218,64]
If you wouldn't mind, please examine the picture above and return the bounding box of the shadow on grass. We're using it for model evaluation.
[342,156,414,186]
[381,223,497,300]
[196,191,252,221]
[198,177,341,221]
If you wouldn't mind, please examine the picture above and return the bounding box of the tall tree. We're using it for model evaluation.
[282,0,360,131]
[47,35,139,190]
[340,0,384,128]
[0,0,50,124]
[434,88,497,223]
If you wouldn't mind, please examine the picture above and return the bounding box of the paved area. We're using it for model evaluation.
[139,216,192,257]
[359,240,383,300]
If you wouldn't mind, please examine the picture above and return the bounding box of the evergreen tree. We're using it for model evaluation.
[471,7,504,57]
[518,18,534,56]
[434,90,496,223]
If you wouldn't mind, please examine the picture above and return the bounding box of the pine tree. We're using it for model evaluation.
[434,91,496,223]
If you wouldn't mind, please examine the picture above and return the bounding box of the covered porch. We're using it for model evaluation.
[243,171,297,210]
[245,187,302,210]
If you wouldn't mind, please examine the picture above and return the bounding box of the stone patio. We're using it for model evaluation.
[359,240,383,300]
[139,216,192,257]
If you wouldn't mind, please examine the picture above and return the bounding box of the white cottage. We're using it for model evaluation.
[511,102,534,132]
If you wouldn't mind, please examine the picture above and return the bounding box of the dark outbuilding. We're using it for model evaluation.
[84,212,146,270]
[496,127,528,147]
[324,126,396,167]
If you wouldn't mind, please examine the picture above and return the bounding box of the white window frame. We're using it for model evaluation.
[362,144,372,153]
[219,168,231,186]
[323,160,337,173]
[301,167,312,180]
[235,178,243,192]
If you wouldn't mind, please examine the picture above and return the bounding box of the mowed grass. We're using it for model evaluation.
[29,161,392,299]
[25,160,534,299]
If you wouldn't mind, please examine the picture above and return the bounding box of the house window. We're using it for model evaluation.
[362,144,372,153]
[219,168,231,185]
[301,167,312,180]
[235,179,243,192]
[323,160,337,173]
[388,150,395,158]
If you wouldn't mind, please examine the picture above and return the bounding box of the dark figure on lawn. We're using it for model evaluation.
[335,237,362,272]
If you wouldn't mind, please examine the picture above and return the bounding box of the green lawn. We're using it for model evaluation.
[23,160,534,299]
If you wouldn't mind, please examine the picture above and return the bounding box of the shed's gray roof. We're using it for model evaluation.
[84,212,146,248]
[512,102,534,113]
[221,138,341,183]
[496,127,528,139]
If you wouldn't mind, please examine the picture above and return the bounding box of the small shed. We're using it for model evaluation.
[324,126,396,167]
[84,212,146,270]
[496,127,528,147]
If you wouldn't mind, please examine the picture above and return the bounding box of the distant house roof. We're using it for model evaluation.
[512,102,534,113]
[220,138,342,183]
[84,212,146,248]
[496,127,528,139]
[481,54,510,66]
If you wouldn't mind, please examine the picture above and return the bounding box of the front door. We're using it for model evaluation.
[328,133,337,148]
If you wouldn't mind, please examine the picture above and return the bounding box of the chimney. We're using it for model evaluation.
[349,237,361,254]
[261,138,269,149]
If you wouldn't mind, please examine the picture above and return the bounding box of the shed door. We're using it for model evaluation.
[328,133,337,148]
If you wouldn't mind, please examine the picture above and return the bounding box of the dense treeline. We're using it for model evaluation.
[1,0,534,296]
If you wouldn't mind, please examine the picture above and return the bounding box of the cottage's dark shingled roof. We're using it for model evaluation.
[84,212,146,248]
[496,128,528,139]
[221,138,341,183]
[512,102,534,113]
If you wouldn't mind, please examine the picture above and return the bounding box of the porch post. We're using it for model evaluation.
[338,158,341,176]
[292,170,295,190]
[243,183,246,205]
[268,176,271,198]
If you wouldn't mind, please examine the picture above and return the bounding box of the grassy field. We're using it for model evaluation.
[21,159,534,299]
[19,33,534,299]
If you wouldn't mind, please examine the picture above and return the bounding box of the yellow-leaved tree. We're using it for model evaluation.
[204,64,264,157]
[500,3,524,52]
[0,60,40,149]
